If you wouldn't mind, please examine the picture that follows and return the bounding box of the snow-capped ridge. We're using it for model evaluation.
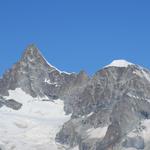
[43,57,72,75]
[105,59,134,68]
[23,44,72,75]
[105,59,150,83]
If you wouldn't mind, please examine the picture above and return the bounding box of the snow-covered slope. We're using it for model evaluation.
[105,59,133,68]
[0,88,70,150]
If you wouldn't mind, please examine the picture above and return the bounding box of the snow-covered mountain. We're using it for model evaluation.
[0,44,88,99]
[56,60,150,150]
[0,45,150,150]
[0,45,88,150]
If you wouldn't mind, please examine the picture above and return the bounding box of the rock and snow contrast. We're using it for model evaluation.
[1,45,150,150]
[0,88,70,150]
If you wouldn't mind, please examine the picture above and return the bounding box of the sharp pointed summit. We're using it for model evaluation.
[21,44,41,59]
[23,44,39,55]
[0,45,88,100]
[20,44,69,74]
[20,44,50,67]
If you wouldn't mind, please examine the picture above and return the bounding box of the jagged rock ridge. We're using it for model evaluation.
[56,60,150,150]
[0,44,89,99]
[1,45,150,150]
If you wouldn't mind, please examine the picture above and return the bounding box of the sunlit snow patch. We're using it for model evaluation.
[0,88,70,150]
[105,59,133,68]
[86,126,108,139]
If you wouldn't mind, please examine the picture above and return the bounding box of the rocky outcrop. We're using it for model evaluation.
[0,44,89,100]
[0,96,22,110]
[56,63,150,150]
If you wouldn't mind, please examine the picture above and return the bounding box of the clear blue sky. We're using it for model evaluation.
[0,0,150,76]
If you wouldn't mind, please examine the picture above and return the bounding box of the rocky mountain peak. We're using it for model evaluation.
[0,45,88,100]
[20,44,50,67]
[22,44,39,55]
[0,45,56,96]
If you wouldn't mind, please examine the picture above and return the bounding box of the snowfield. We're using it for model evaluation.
[0,88,70,150]
[86,126,108,139]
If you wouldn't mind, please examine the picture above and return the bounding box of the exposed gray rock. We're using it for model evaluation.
[56,64,150,150]
[96,121,121,150]
[79,139,97,150]
[0,96,22,110]
[1,45,150,150]
[4,99,22,110]
[122,136,145,149]
[0,44,89,101]
[56,119,82,147]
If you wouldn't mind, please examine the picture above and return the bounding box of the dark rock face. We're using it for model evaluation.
[4,99,22,110]
[96,121,121,150]
[56,119,82,147]
[0,96,22,110]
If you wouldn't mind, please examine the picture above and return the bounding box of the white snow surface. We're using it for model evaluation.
[141,119,150,141]
[132,70,143,78]
[71,146,79,150]
[122,119,150,150]
[127,119,150,143]
[86,126,108,139]
[0,88,70,150]
[105,60,133,68]
[41,51,72,75]
[142,69,150,82]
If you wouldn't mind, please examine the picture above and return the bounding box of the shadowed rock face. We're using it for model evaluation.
[0,96,22,110]
[1,45,150,150]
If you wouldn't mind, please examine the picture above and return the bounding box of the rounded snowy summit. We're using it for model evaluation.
[105,59,134,68]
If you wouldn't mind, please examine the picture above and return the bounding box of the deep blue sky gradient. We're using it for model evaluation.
[0,0,150,75]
